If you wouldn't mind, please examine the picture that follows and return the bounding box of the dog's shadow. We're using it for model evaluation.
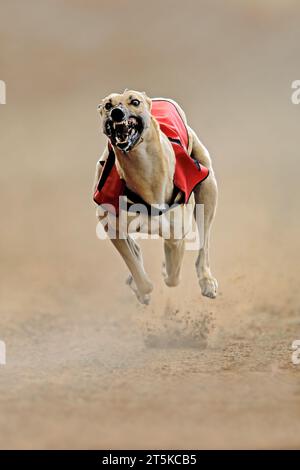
[141,299,215,350]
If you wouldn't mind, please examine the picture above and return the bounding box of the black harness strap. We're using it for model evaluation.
[123,186,181,216]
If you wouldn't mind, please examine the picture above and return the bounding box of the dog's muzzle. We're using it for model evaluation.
[104,106,144,152]
[110,106,125,122]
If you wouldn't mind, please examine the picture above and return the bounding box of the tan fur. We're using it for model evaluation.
[94,90,218,304]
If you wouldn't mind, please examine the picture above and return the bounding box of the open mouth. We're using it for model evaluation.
[104,116,143,151]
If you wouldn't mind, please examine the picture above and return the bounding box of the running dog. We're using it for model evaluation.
[93,90,218,305]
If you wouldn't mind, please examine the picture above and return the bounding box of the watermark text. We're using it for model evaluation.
[291,80,300,104]
[0,340,6,365]
[96,198,204,251]
[0,80,6,104]
[292,340,300,365]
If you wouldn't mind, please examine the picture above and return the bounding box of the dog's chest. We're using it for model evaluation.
[115,199,195,240]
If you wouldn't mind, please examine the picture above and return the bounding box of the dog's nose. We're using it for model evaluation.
[110,107,125,122]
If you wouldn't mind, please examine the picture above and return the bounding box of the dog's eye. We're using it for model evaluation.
[131,99,140,107]
[105,102,112,111]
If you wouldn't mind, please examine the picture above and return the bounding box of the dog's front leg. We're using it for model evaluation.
[162,239,185,287]
[110,236,153,305]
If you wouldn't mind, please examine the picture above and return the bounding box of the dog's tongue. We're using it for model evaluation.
[115,123,128,141]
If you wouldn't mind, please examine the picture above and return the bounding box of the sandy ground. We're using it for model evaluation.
[0,0,300,449]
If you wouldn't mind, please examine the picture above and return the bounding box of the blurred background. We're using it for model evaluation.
[0,0,300,449]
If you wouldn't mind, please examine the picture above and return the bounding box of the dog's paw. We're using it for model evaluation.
[164,276,181,287]
[162,262,181,287]
[126,275,152,305]
[199,276,218,298]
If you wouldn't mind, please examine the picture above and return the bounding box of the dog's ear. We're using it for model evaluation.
[97,100,104,115]
[142,92,152,111]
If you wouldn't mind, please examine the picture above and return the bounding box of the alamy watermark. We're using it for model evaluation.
[96,198,204,251]
[291,340,300,365]
[0,340,6,365]
[0,83,6,362]
[291,80,300,105]
[0,80,6,104]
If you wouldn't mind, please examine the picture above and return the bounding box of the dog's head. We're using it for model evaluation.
[97,90,152,152]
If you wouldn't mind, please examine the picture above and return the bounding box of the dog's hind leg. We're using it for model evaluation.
[193,178,218,298]
[110,236,153,305]
[190,129,218,298]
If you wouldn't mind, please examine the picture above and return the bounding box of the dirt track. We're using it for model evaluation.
[0,0,300,449]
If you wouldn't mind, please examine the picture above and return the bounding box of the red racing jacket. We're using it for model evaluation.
[93,99,209,214]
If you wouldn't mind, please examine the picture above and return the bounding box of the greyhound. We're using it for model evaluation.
[93,90,218,305]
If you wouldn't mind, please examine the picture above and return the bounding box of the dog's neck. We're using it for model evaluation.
[113,117,175,206]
